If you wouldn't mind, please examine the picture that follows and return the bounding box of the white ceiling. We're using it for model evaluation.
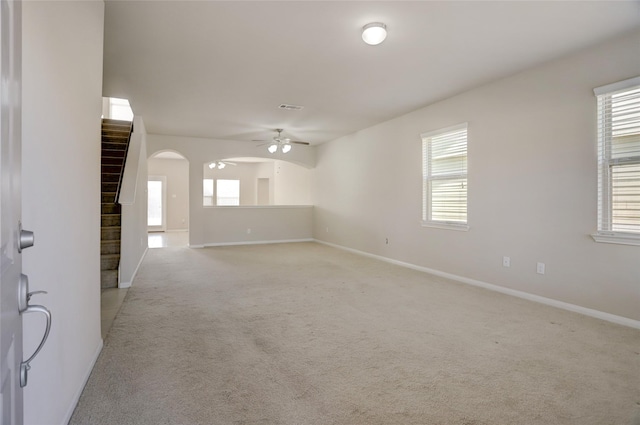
[103,1,640,145]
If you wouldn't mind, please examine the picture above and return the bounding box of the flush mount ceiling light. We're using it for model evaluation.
[362,22,387,46]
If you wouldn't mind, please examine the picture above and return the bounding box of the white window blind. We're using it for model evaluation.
[422,124,468,228]
[595,78,640,236]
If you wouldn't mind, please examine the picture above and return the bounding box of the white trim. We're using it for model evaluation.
[593,76,640,96]
[314,239,640,329]
[421,221,470,231]
[203,238,314,248]
[118,247,148,288]
[165,229,188,233]
[203,205,313,210]
[591,232,640,246]
[60,339,103,425]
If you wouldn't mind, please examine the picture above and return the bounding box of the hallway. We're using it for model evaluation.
[100,231,189,337]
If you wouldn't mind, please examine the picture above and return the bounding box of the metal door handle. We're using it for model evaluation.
[17,274,52,387]
[20,304,51,388]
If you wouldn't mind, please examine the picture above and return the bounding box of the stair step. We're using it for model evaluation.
[102,142,128,151]
[101,214,121,227]
[102,203,121,214]
[101,148,127,158]
[102,165,123,175]
[102,133,129,144]
[102,182,118,193]
[102,192,117,204]
[101,240,121,255]
[102,156,125,166]
[101,269,118,289]
[101,128,130,136]
[101,173,120,183]
[102,118,132,126]
[101,226,121,240]
[101,254,120,271]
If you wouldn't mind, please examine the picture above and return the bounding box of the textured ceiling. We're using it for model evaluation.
[103,1,640,145]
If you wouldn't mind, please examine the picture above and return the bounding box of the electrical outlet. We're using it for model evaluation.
[385,238,389,245]
[326,227,329,233]
[503,256,510,267]
[247,228,251,234]
[537,262,545,275]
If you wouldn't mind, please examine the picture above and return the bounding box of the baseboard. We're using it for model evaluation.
[203,238,314,248]
[61,338,103,425]
[165,229,188,233]
[118,247,148,289]
[314,239,640,330]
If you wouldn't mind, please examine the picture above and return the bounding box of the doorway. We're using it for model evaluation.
[147,175,166,232]
[147,151,190,247]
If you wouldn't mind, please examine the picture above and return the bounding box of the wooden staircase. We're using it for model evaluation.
[101,118,133,289]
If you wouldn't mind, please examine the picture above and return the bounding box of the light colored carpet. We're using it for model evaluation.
[71,242,640,425]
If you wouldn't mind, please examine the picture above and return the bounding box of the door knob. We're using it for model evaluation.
[17,221,34,252]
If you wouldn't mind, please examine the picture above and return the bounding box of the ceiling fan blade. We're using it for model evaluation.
[291,140,310,145]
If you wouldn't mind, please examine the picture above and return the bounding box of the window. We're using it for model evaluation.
[109,97,134,121]
[203,179,214,206]
[216,179,240,206]
[593,77,640,245]
[421,123,468,230]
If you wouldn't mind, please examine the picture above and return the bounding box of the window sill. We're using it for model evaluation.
[591,232,640,246]
[421,221,470,232]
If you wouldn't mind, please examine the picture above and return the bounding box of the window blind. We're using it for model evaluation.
[596,80,640,234]
[422,124,468,225]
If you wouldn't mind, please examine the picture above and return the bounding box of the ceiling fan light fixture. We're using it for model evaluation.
[268,143,278,154]
[281,143,292,153]
[217,162,226,169]
[362,22,387,46]
[208,162,216,169]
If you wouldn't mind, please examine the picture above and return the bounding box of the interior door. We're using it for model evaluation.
[0,0,24,422]
[147,176,166,232]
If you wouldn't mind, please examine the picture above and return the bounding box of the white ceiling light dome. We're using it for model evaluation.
[362,22,387,46]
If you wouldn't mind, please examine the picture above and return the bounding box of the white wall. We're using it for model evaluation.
[313,30,640,322]
[274,160,312,205]
[202,206,313,246]
[22,1,104,424]
[119,116,149,288]
[148,157,189,230]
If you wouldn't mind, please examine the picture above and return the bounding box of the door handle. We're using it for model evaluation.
[20,304,51,388]
[17,274,52,388]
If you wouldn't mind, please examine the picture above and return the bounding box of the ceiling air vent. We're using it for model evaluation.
[278,104,304,111]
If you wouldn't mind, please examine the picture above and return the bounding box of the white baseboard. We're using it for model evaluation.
[315,239,640,330]
[61,338,103,425]
[118,247,148,289]
[165,229,188,233]
[203,238,314,248]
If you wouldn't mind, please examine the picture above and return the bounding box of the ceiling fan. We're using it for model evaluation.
[254,129,310,153]
[208,160,236,169]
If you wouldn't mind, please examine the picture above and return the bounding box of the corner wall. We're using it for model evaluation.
[313,30,640,322]
[119,116,149,288]
[22,1,104,423]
